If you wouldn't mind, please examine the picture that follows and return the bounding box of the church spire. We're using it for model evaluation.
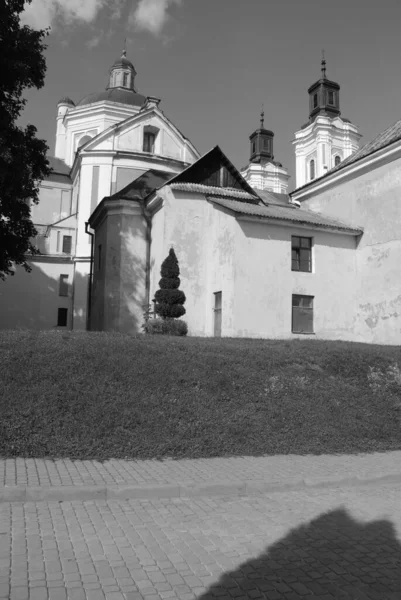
[307,53,340,122]
[260,104,264,129]
[249,106,274,163]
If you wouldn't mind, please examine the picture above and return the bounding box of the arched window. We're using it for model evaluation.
[310,159,315,181]
[334,155,341,167]
[78,135,92,149]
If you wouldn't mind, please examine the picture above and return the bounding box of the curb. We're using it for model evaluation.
[1,472,401,503]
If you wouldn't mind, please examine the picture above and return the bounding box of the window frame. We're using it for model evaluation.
[123,72,128,87]
[291,295,314,334]
[328,90,335,105]
[291,236,312,273]
[143,131,156,154]
[313,93,318,108]
[309,159,316,181]
[59,274,69,297]
[62,235,72,254]
[334,154,341,167]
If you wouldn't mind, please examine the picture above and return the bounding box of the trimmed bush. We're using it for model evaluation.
[144,318,188,336]
[154,248,186,319]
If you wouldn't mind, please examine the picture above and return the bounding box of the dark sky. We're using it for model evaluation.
[19,0,401,191]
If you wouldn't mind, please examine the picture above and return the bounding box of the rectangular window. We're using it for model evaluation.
[123,73,128,87]
[292,295,314,334]
[291,236,312,272]
[59,274,69,297]
[328,90,334,105]
[251,141,256,154]
[313,93,318,108]
[57,308,68,327]
[143,132,155,153]
[213,292,222,337]
[98,244,102,271]
[62,235,72,254]
[263,138,270,151]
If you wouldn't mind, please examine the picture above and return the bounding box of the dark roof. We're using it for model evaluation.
[111,56,136,71]
[58,97,75,106]
[111,169,174,201]
[46,156,71,183]
[167,146,258,198]
[294,118,401,194]
[76,87,146,108]
[209,197,363,234]
[256,189,292,207]
[169,183,258,202]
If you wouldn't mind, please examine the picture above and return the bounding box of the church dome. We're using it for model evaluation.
[76,50,145,108]
[58,97,75,106]
[76,88,146,108]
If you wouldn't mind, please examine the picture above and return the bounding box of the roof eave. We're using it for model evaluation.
[235,213,363,235]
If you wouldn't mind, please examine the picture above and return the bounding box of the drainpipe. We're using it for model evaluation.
[139,200,152,311]
[85,221,94,330]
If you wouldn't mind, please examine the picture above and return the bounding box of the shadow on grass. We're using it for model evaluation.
[198,508,401,599]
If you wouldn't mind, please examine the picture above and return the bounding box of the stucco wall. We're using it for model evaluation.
[232,220,357,340]
[0,260,73,330]
[299,156,401,344]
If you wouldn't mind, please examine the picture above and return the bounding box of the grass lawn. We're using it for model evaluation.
[1,330,401,460]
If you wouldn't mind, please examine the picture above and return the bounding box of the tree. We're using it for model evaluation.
[154,248,186,319]
[0,0,50,280]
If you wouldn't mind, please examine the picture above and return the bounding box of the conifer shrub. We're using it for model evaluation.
[154,248,186,320]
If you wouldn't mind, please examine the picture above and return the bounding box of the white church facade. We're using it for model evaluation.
[1,54,401,345]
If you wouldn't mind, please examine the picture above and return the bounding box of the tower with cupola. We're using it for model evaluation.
[293,56,361,188]
[241,109,290,193]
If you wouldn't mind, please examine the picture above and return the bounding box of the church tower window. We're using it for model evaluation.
[334,155,341,166]
[328,90,334,105]
[310,159,315,181]
[313,94,318,108]
[123,73,128,87]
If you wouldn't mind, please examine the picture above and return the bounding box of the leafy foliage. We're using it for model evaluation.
[0,0,50,279]
[143,318,188,336]
[154,248,186,319]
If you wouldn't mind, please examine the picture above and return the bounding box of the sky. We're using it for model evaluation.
[19,0,401,192]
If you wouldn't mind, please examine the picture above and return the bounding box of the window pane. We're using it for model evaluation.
[292,259,299,271]
[301,237,311,248]
[292,307,313,333]
[62,236,72,254]
[300,248,311,262]
[292,295,302,307]
[292,236,300,248]
[301,296,313,308]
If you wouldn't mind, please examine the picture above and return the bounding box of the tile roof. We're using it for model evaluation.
[256,189,292,206]
[47,156,70,175]
[294,118,401,193]
[170,182,259,202]
[209,197,363,234]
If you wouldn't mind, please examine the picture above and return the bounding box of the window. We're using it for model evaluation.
[292,295,314,334]
[97,244,102,271]
[313,93,318,108]
[309,159,315,181]
[292,236,312,272]
[59,274,69,297]
[251,141,256,154]
[62,235,72,254]
[123,73,128,87]
[213,292,222,337]
[143,132,156,153]
[57,308,68,327]
[328,90,334,105]
[334,155,341,166]
[263,138,270,151]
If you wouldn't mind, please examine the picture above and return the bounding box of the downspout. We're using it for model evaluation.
[85,221,94,331]
[139,199,152,310]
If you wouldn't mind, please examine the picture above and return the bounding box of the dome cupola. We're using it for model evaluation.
[108,49,137,91]
[308,54,340,123]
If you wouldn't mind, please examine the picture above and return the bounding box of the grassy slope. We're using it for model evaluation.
[1,331,401,460]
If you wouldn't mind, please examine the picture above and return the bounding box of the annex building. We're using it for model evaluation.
[1,53,401,345]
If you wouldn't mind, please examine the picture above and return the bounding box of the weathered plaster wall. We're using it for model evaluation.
[90,205,147,333]
[0,260,73,330]
[232,221,357,340]
[300,157,401,344]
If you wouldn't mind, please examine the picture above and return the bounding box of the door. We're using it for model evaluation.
[213,292,222,337]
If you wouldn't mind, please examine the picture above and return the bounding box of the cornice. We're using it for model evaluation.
[292,138,401,201]
[236,214,359,235]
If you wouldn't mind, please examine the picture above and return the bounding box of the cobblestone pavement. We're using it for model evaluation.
[1,481,401,599]
[1,452,401,489]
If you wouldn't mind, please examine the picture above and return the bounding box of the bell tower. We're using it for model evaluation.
[241,108,290,193]
[293,55,361,189]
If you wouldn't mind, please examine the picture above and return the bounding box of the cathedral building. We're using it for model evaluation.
[1,53,401,344]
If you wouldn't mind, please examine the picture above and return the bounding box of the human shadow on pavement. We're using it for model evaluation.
[197,507,401,599]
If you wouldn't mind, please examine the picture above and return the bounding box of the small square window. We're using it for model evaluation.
[292,295,314,334]
[57,308,68,327]
[59,274,69,297]
[291,236,312,272]
[62,235,72,254]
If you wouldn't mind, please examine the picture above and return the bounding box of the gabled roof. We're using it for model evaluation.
[209,197,363,234]
[111,169,174,201]
[167,146,259,198]
[293,118,401,194]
